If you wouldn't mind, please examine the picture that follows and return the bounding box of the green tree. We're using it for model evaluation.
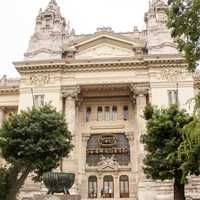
[142,104,192,200]
[167,0,200,71]
[0,105,73,200]
[178,94,200,179]
[0,167,9,200]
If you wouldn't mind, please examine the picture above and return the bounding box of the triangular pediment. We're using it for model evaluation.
[76,43,134,59]
[73,32,144,59]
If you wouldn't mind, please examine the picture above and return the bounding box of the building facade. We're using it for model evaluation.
[0,0,200,199]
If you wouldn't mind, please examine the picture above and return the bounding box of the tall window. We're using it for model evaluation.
[86,107,92,122]
[103,176,114,198]
[105,106,110,121]
[34,95,44,107]
[119,175,129,198]
[88,176,97,198]
[112,106,117,121]
[97,106,103,121]
[123,105,128,121]
[168,90,178,105]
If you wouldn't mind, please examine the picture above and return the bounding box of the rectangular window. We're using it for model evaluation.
[123,105,129,121]
[86,107,92,122]
[97,106,103,121]
[112,106,117,121]
[168,90,178,105]
[105,106,110,121]
[34,95,44,107]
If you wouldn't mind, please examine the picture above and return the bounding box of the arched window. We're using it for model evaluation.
[88,176,97,198]
[103,175,114,198]
[119,175,129,198]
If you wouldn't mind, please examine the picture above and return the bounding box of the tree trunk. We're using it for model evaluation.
[6,166,31,200]
[174,178,185,200]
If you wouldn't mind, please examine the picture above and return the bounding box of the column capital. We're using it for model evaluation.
[126,131,135,141]
[129,83,149,96]
[62,85,80,100]
[82,134,90,142]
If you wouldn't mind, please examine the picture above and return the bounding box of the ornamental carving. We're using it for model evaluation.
[99,134,117,148]
[61,86,80,100]
[160,68,183,81]
[129,82,149,95]
[29,74,51,86]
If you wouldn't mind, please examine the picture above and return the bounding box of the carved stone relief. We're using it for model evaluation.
[61,86,80,100]
[29,74,51,86]
[160,68,183,81]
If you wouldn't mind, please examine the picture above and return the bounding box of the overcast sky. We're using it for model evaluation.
[0,0,149,77]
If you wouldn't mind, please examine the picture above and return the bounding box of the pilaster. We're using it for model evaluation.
[136,92,147,182]
[0,107,5,128]
[114,173,120,198]
[61,86,80,194]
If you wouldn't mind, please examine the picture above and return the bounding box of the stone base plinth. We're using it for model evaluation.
[24,194,81,200]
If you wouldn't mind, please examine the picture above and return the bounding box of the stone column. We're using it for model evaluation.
[136,93,147,182]
[127,133,137,198]
[0,107,5,168]
[62,85,80,148]
[0,107,5,128]
[62,86,80,194]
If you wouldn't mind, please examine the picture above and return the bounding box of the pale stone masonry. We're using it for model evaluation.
[0,0,200,199]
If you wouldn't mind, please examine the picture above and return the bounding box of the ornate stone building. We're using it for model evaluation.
[0,0,199,199]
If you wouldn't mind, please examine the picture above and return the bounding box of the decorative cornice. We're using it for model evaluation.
[14,55,187,74]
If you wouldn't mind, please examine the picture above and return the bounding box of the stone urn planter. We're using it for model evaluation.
[43,172,75,194]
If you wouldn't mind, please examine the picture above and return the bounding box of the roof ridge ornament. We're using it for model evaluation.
[49,0,57,6]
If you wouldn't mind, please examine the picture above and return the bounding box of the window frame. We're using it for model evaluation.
[103,175,114,198]
[123,105,129,121]
[111,105,117,121]
[168,90,178,105]
[119,175,129,198]
[97,106,103,121]
[88,176,98,198]
[34,95,45,108]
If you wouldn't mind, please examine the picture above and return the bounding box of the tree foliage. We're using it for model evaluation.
[142,104,193,200]
[178,94,200,178]
[0,105,73,200]
[167,0,200,71]
[0,167,9,200]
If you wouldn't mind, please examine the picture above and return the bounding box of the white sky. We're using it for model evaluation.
[0,0,149,77]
